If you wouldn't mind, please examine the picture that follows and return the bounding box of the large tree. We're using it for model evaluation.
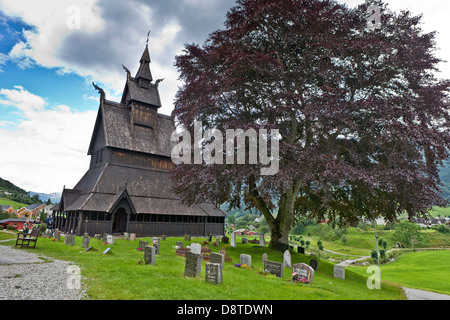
[171,0,450,248]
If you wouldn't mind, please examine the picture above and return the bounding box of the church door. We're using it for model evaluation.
[112,208,128,233]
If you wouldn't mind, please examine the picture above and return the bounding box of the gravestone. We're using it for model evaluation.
[152,238,160,254]
[144,245,156,265]
[309,259,319,271]
[241,238,248,244]
[176,241,184,248]
[297,246,305,254]
[185,234,191,241]
[208,234,212,242]
[55,230,61,241]
[138,240,148,250]
[106,235,114,245]
[103,247,111,255]
[82,235,90,249]
[190,243,201,254]
[334,263,346,280]
[259,234,265,247]
[222,235,229,244]
[215,238,220,247]
[262,253,268,264]
[94,234,101,240]
[230,232,236,248]
[205,263,223,285]
[102,233,109,242]
[210,252,225,270]
[65,234,75,246]
[283,250,292,268]
[123,232,130,240]
[240,254,252,267]
[292,263,314,284]
[264,261,283,278]
[84,246,93,252]
[130,233,136,241]
[184,252,202,278]
[161,235,166,241]
[276,242,289,252]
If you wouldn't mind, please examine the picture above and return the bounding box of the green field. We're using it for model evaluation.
[0,234,405,300]
[0,198,28,210]
[350,250,450,295]
[428,206,450,218]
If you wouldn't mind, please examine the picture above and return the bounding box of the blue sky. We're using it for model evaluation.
[0,0,449,194]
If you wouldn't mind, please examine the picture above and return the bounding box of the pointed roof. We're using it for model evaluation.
[135,45,153,82]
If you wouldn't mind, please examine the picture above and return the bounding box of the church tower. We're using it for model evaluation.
[52,41,226,237]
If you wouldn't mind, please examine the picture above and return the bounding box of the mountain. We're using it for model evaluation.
[439,159,450,200]
[28,191,61,204]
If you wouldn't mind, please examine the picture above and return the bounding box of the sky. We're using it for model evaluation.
[0,0,449,195]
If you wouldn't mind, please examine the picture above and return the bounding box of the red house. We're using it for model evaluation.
[0,218,28,231]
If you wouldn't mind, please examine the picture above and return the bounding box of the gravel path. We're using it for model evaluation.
[0,244,87,300]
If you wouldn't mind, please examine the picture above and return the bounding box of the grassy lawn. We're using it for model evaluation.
[349,250,450,295]
[0,230,18,241]
[0,235,405,300]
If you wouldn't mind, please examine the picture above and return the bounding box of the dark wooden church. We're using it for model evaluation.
[52,44,226,237]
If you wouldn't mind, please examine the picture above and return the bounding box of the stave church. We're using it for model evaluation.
[51,42,226,237]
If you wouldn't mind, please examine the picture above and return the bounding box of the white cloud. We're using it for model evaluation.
[0,86,96,193]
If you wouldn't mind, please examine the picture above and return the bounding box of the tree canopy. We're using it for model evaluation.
[171,0,450,248]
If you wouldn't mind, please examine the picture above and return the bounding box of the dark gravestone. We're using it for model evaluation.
[184,252,202,278]
[309,259,319,271]
[205,263,223,284]
[292,263,314,284]
[264,261,284,278]
[241,238,248,244]
[138,240,148,251]
[55,230,61,241]
[297,246,305,254]
[222,235,229,244]
[176,241,184,248]
[144,245,156,265]
[276,242,289,252]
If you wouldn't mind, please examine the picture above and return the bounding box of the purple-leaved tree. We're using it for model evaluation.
[171,0,450,248]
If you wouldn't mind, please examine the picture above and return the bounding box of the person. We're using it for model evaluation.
[23,220,31,234]
[33,216,41,228]
[45,214,54,237]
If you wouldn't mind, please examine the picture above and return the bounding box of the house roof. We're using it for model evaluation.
[26,204,45,210]
[61,163,225,217]
[0,205,13,210]
[0,218,28,224]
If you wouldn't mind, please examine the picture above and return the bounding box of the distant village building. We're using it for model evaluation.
[16,204,45,219]
[0,205,15,215]
[52,42,226,237]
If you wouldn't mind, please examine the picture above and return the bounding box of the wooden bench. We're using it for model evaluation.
[15,226,40,249]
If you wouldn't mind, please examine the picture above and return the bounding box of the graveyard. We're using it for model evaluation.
[0,232,407,300]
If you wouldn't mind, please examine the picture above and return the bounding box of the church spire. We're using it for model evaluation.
[135,32,153,83]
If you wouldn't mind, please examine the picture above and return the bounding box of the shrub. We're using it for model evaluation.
[371,250,378,259]
[433,224,450,234]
